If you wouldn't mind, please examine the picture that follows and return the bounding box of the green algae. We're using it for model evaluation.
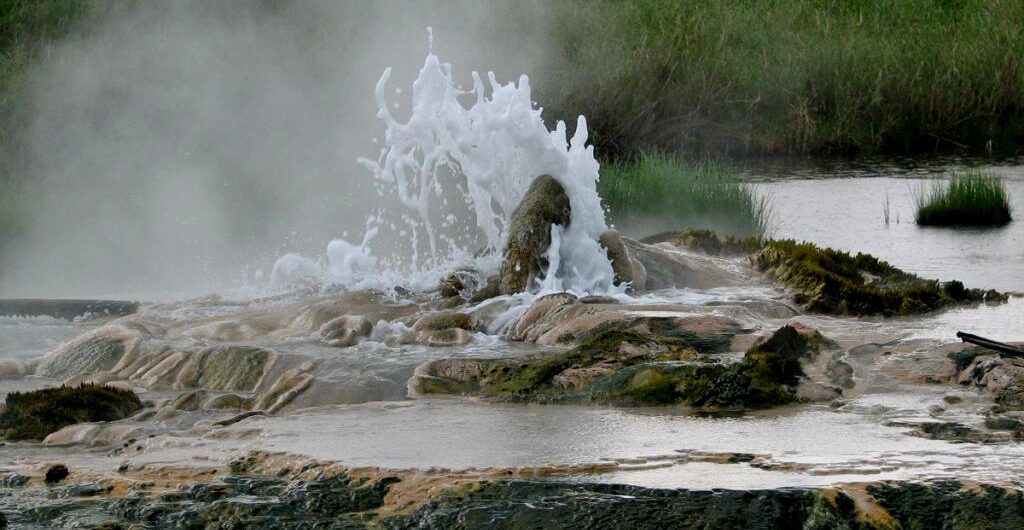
[420,324,824,409]
[753,239,1005,316]
[0,383,142,440]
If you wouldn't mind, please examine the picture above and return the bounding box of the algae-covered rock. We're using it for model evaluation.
[413,323,830,408]
[191,346,275,392]
[0,384,142,441]
[499,174,572,294]
[754,239,1005,316]
[599,229,647,292]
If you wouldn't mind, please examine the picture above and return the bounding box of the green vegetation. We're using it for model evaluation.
[915,170,1013,226]
[417,323,825,408]
[0,383,142,440]
[545,0,1024,157]
[599,152,772,239]
[753,239,1006,316]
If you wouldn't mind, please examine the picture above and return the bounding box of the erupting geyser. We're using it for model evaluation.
[271,52,618,296]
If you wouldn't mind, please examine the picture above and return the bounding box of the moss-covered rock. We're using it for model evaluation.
[0,384,142,441]
[753,239,1005,316]
[499,174,572,294]
[413,323,828,408]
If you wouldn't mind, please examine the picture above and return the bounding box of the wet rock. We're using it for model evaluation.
[599,229,646,292]
[169,389,206,411]
[0,474,29,487]
[438,268,498,302]
[753,239,1006,316]
[44,464,69,484]
[413,323,827,408]
[201,393,250,411]
[190,346,275,392]
[419,327,473,347]
[0,384,142,441]
[106,470,396,529]
[954,349,1024,413]
[36,324,149,380]
[412,312,477,346]
[643,229,760,256]
[413,312,476,333]
[499,174,571,294]
[319,315,374,347]
[254,365,315,414]
[508,292,578,341]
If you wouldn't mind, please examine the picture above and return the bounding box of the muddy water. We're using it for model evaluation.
[747,158,1024,293]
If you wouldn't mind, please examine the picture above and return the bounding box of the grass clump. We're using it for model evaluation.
[0,383,142,440]
[599,152,772,240]
[753,239,1005,316]
[915,170,1013,226]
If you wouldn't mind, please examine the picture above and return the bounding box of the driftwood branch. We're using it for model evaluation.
[957,331,1024,358]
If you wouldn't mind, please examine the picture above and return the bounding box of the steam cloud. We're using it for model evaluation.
[1,0,556,298]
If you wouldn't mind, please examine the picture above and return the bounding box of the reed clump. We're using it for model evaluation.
[915,170,1013,226]
[599,152,772,240]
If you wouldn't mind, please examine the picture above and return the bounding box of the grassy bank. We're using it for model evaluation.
[543,0,1024,157]
[599,152,771,239]
[915,170,1013,226]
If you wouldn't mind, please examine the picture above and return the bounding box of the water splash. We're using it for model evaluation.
[271,52,616,295]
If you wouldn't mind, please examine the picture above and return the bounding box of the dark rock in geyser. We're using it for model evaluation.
[0,384,142,441]
[499,174,571,295]
[44,464,69,484]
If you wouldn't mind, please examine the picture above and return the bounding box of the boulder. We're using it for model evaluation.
[599,229,646,292]
[319,315,374,347]
[499,175,571,294]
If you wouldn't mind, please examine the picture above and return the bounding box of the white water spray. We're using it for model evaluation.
[271,51,617,295]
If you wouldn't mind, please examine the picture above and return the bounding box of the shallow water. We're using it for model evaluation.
[748,158,1024,293]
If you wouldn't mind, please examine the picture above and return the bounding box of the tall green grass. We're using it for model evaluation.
[599,152,772,240]
[541,0,1024,157]
[915,170,1012,226]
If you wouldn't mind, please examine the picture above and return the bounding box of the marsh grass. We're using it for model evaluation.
[599,152,772,240]
[542,0,1024,157]
[915,170,1012,226]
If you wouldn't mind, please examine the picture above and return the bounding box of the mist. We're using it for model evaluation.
[0,0,558,299]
